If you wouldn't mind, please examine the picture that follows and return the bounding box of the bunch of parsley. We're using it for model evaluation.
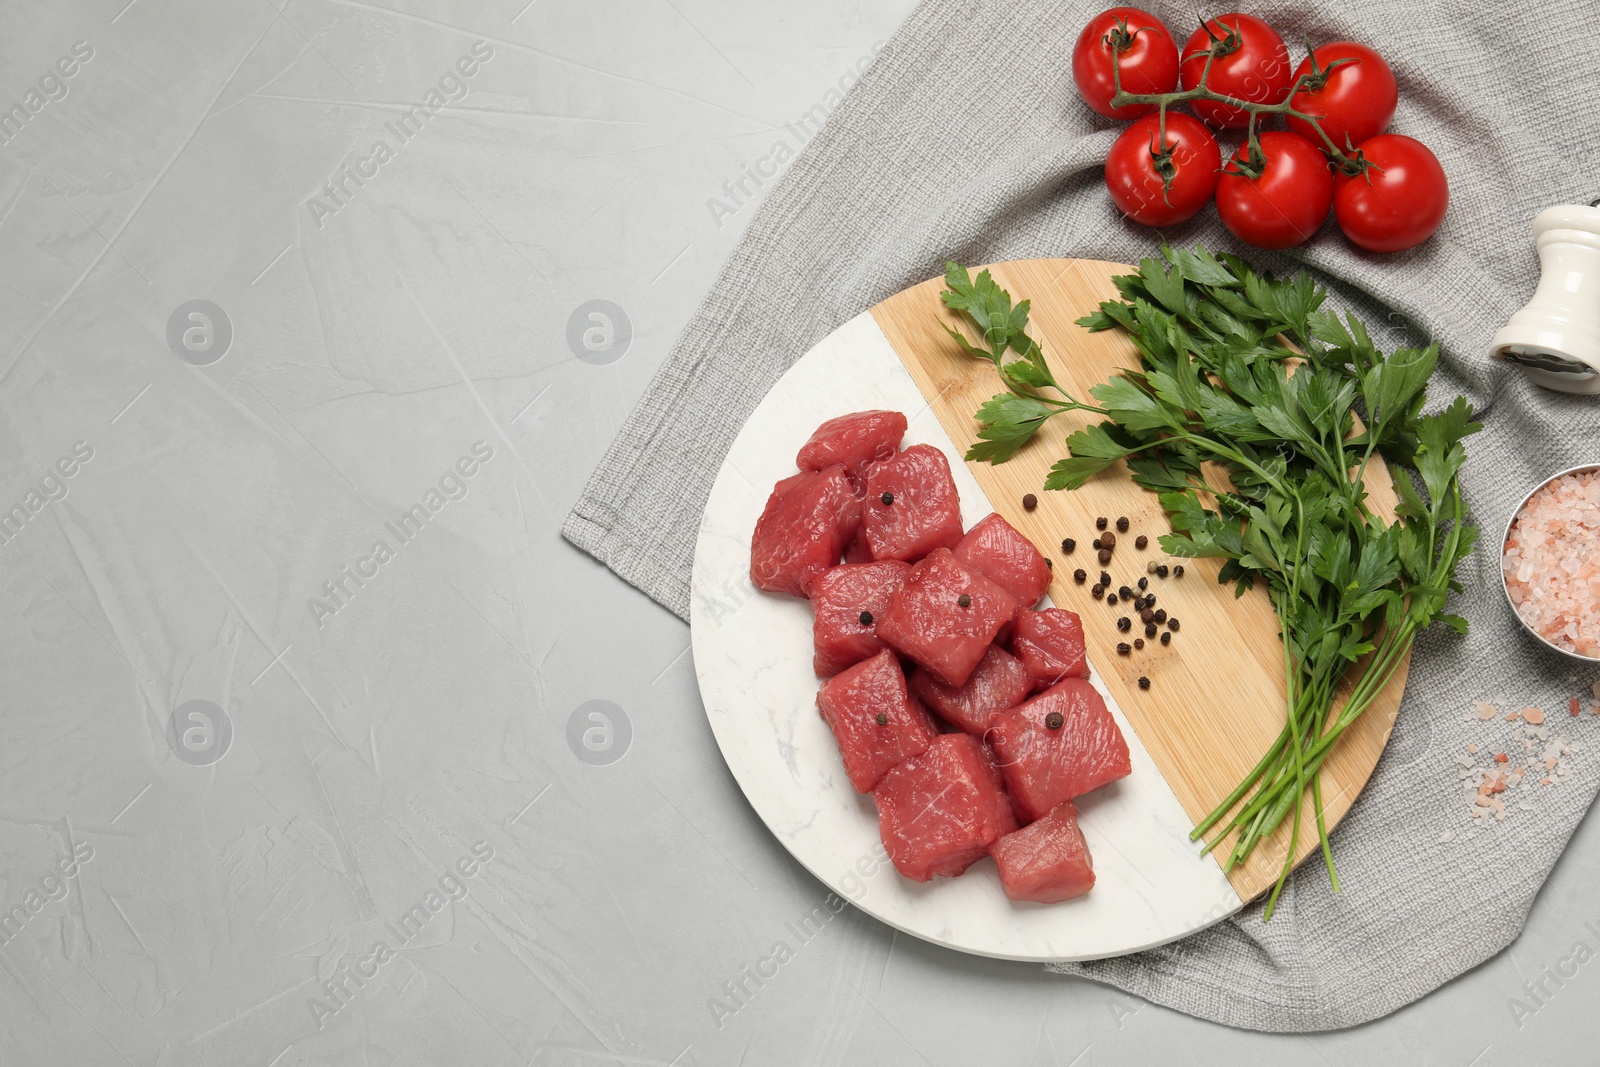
[942,248,1479,918]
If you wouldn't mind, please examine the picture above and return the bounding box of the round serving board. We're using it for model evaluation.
[690,258,1409,961]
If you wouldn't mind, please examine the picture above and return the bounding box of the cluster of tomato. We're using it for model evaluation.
[1072,8,1448,252]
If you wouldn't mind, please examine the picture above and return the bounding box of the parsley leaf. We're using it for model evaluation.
[939,263,1105,462]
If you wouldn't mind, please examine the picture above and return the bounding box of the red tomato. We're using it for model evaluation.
[1334,135,1449,252]
[1104,111,1221,227]
[1072,7,1181,120]
[1286,42,1398,152]
[1215,131,1333,248]
[1180,13,1292,128]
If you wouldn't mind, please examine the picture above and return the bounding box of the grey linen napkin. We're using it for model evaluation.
[563,0,1600,1031]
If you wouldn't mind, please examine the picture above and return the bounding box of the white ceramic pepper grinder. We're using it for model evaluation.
[1490,203,1600,394]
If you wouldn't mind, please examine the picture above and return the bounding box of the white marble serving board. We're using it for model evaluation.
[690,311,1243,961]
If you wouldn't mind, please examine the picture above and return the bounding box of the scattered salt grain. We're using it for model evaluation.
[1450,697,1583,830]
[1438,830,1455,843]
[1503,471,1600,658]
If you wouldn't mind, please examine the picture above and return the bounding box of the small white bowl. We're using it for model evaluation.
[1501,463,1600,663]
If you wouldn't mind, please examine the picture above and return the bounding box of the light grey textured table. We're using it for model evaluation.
[1,1,1596,1063]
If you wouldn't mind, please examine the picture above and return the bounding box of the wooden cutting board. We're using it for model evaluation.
[870,258,1409,903]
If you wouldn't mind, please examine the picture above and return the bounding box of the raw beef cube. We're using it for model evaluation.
[749,466,858,597]
[986,677,1131,822]
[862,444,963,562]
[811,560,911,677]
[990,802,1096,903]
[796,410,908,486]
[873,733,1014,881]
[975,738,1021,838]
[954,513,1051,607]
[909,645,1032,735]
[876,549,1020,688]
[1010,608,1089,690]
[816,650,938,792]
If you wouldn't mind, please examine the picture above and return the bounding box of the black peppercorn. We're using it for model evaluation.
[1174,565,1185,578]
[1134,638,1144,650]
[1096,516,1108,530]
[1138,676,1150,690]
[1145,623,1157,637]
[1135,535,1148,550]
[1118,585,1133,599]
[859,611,874,626]
[1160,631,1171,645]
[1074,568,1087,583]
[1117,617,1131,632]
[1156,564,1169,578]
[1022,493,1038,511]
[1098,548,1112,564]
[880,491,894,505]
[1045,711,1064,730]
[1044,558,1053,570]
[1117,642,1131,656]
[1168,617,1180,631]
[1062,538,1076,554]
[1099,571,1111,586]
[1154,608,1167,623]
[1116,516,1129,533]
[876,713,888,725]
[957,593,972,608]
[1106,593,1118,606]
[1138,576,1149,591]
[1092,537,1102,550]
[1144,594,1156,608]
[1092,585,1105,599]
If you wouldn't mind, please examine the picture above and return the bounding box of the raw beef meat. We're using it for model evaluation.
[862,444,963,562]
[990,802,1095,903]
[954,513,1051,607]
[908,645,1032,735]
[873,733,1015,881]
[811,560,911,677]
[816,649,938,792]
[1009,608,1089,690]
[749,466,859,597]
[986,677,1130,822]
[875,548,1020,687]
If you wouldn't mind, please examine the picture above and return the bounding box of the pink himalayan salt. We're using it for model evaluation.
[1503,469,1600,658]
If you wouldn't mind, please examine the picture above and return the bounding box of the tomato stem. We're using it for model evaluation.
[1109,37,1363,171]
[1104,16,1141,53]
